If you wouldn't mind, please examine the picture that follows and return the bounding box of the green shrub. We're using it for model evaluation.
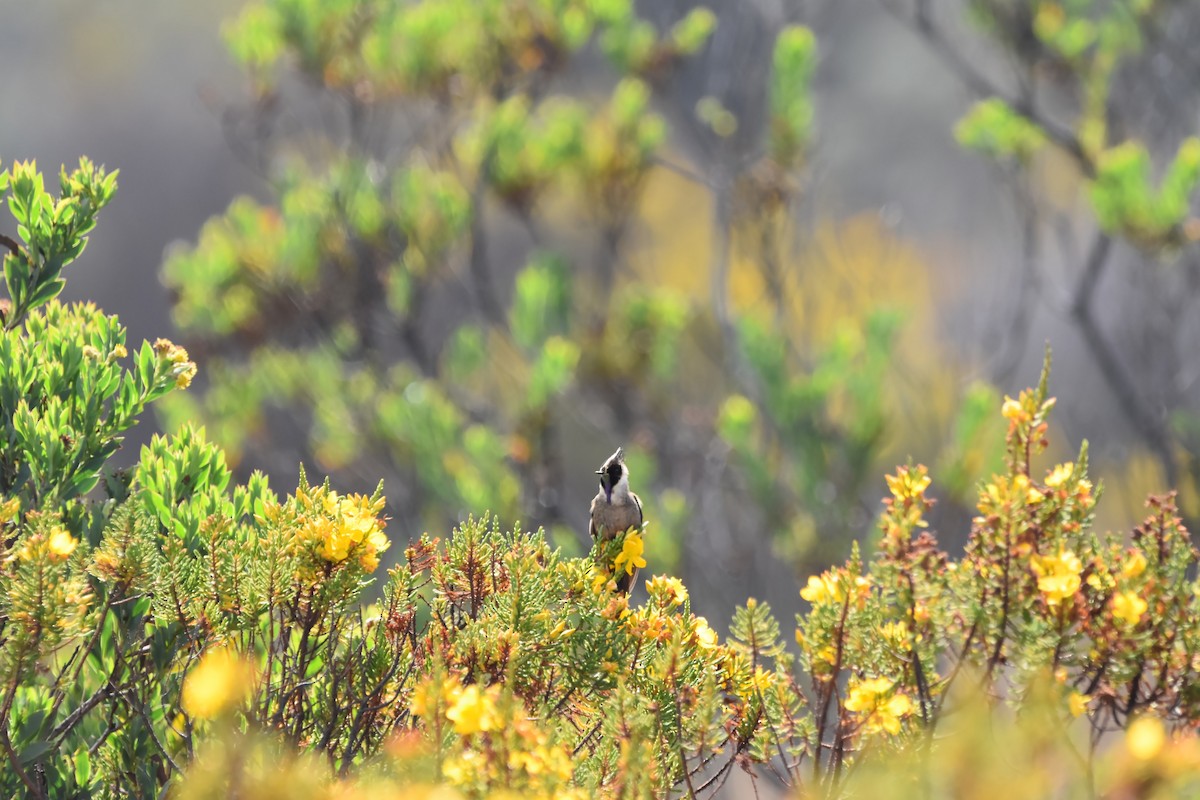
[9,156,1200,799]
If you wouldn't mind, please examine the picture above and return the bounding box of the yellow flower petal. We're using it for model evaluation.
[182,647,254,720]
[1068,691,1090,718]
[47,526,78,561]
[1127,717,1166,760]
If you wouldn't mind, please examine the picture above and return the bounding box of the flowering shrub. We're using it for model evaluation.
[9,158,1200,798]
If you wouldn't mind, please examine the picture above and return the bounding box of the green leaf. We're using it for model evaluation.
[64,470,101,500]
[4,253,30,305]
[74,748,91,786]
[27,277,66,310]
[18,740,54,765]
[955,98,1046,162]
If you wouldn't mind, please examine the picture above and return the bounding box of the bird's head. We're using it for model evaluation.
[596,447,627,502]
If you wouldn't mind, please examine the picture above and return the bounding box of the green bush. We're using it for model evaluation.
[9,157,1200,798]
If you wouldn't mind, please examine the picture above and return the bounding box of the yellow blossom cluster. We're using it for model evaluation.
[1111,591,1148,626]
[153,337,198,389]
[293,488,390,572]
[1039,461,1093,511]
[411,675,579,798]
[885,465,932,503]
[800,568,871,608]
[645,574,688,607]
[978,473,1046,516]
[1045,462,1073,488]
[47,525,78,561]
[412,677,502,736]
[844,676,913,736]
[1121,549,1147,579]
[13,522,79,565]
[1001,389,1054,428]
[182,646,257,720]
[1030,549,1082,606]
[880,620,912,649]
[446,683,502,735]
[881,465,933,543]
[624,606,673,644]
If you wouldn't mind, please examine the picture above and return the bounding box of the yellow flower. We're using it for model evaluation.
[174,363,198,389]
[646,575,688,607]
[182,647,254,719]
[47,526,77,561]
[800,573,836,605]
[1112,591,1148,626]
[442,750,482,785]
[316,519,352,563]
[0,497,19,525]
[361,527,390,572]
[1001,396,1027,423]
[844,677,893,712]
[880,621,911,647]
[749,667,776,693]
[1127,716,1166,760]
[693,617,718,649]
[591,572,615,595]
[1068,691,1090,718]
[800,570,870,608]
[844,676,912,736]
[155,339,198,389]
[309,492,390,571]
[612,532,647,576]
[885,466,931,501]
[1121,550,1147,580]
[1045,462,1074,489]
[408,684,434,719]
[445,684,499,736]
[1031,550,1082,606]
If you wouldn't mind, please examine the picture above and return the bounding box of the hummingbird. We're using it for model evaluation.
[589,447,644,594]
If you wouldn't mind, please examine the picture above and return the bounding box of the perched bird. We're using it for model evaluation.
[589,447,644,594]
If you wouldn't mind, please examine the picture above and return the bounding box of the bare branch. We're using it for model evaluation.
[1070,235,1180,487]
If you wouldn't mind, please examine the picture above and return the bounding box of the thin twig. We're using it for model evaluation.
[1070,235,1179,487]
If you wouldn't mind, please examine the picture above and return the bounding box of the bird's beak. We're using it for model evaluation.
[595,469,604,475]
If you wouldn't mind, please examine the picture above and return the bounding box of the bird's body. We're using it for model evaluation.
[589,448,644,594]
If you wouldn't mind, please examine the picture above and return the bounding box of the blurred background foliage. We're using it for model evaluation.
[155,0,1000,619]
[9,0,1200,621]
